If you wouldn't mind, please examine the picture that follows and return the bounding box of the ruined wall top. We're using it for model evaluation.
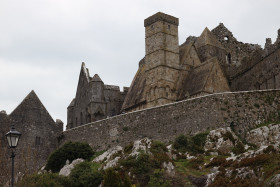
[144,12,179,27]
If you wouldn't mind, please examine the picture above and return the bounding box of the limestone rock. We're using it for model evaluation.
[94,146,123,163]
[59,158,84,176]
[162,161,175,177]
[268,174,280,187]
[103,156,121,170]
[204,127,239,154]
[246,124,280,147]
[129,138,151,157]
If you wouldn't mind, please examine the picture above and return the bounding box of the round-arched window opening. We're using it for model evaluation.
[227,53,232,64]
[168,25,171,29]
[151,25,154,29]
[224,36,229,41]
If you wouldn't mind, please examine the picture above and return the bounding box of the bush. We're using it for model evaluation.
[150,140,168,153]
[17,173,71,187]
[189,132,209,154]
[263,145,277,154]
[148,169,171,187]
[189,156,204,169]
[232,141,245,155]
[45,141,94,173]
[103,168,122,187]
[173,132,208,154]
[238,154,272,168]
[120,153,152,175]
[173,135,188,152]
[191,132,208,147]
[69,161,102,187]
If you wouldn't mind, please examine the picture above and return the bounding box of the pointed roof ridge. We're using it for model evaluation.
[22,90,39,103]
[215,22,232,33]
[10,90,54,123]
[81,62,90,82]
[91,74,103,82]
[195,27,225,49]
[179,58,217,98]
[67,98,76,108]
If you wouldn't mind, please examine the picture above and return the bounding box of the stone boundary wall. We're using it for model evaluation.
[60,90,280,151]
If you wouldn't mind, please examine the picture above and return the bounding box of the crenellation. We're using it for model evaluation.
[104,85,120,91]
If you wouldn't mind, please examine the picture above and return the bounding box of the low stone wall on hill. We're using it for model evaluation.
[60,90,280,151]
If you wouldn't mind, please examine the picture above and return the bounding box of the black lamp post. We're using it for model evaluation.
[6,125,21,187]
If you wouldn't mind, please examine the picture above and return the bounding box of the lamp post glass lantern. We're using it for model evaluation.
[6,125,21,187]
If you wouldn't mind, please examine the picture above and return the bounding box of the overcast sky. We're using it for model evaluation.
[1,0,280,129]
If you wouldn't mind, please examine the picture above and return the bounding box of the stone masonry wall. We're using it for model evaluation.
[60,90,280,151]
[231,47,280,91]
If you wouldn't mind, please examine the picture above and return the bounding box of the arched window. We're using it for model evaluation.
[80,112,83,125]
[87,114,91,123]
[35,136,41,146]
[226,53,231,64]
[112,109,116,116]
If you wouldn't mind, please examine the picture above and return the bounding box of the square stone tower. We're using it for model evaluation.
[144,12,181,108]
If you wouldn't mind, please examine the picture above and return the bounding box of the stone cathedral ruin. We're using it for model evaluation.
[1,12,280,184]
[67,12,280,129]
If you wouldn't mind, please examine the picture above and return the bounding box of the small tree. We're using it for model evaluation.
[45,141,94,173]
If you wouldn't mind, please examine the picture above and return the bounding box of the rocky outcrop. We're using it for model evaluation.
[204,127,240,155]
[59,159,84,176]
[246,124,280,147]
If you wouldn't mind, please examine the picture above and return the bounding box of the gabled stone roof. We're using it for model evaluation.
[121,59,146,111]
[195,27,225,49]
[178,57,230,98]
[67,98,76,108]
[92,74,103,82]
[10,90,55,123]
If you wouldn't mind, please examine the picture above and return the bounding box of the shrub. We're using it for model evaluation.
[69,161,102,187]
[238,154,272,168]
[150,140,168,153]
[189,156,204,169]
[173,135,188,152]
[123,127,129,131]
[222,131,236,143]
[17,173,71,187]
[45,141,94,173]
[121,153,152,175]
[148,169,171,187]
[124,142,133,154]
[122,173,132,187]
[189,132,209,154]
[191,132,208,147]
[151,152,170,169]
[263,145,276,154]
[173,132,208,154]
[103,168,122,187]
[232,141,245,155]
